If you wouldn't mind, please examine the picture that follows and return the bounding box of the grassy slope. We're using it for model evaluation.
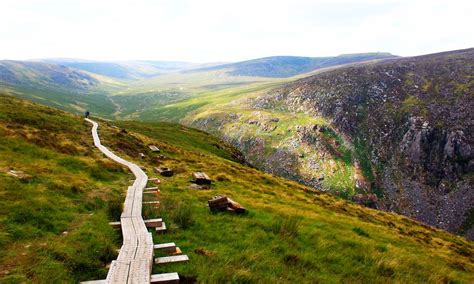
[0,85,117,119]
[0,94,128,283]
[105,122,473,283]
[1,94,473,283]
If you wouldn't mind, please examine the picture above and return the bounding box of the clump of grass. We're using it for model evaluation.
[271,215,300,238]
[171,203,194,229]
[375,244,388,252]
[107,198,123,221]
[353,227,370,237]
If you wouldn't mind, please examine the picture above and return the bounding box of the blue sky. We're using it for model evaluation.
[1,0,473,62]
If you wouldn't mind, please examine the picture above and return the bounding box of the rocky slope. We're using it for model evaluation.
[248,48,474,238]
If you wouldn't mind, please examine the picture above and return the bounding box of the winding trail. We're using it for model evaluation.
[86,118,154,283]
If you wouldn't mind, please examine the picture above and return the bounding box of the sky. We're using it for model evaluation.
[1,0,473,62]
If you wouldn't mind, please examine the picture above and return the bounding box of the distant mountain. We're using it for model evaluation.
[0,60,118,117]
[189,53,398,78]
[38,59,206,79]
[0,60,99,91]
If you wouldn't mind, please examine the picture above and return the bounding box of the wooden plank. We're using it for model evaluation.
[145,187,159,190]
[155,255,189,265]
[153,243,176,253]
[105,261,130,284]
[109,221,121,229]
[154,167,174,177]
[128,259,151,284]
[144,218,163,228]
[143,190,160,195]
[143,201,160,206]
[150,273,179,284]
[148,145,160,152]
[80,280,106,284]
[155,222,167,233]
[192,172,211,185]
[148,178,161,185]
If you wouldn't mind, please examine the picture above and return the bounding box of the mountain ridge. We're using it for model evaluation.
[187,52,398,78]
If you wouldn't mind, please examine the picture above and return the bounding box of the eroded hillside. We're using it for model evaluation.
[247,48,474,237]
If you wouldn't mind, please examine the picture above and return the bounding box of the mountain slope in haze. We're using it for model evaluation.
[0,60,120,118]
[248,48,474,238]
[1,94,473,283]
[189,53,397,78]
[39,59,209,80]
[0,60,99,91]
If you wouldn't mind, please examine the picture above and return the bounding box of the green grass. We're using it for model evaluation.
[1,94,473,283]
[0,94,127,282]
[106,118,473,283]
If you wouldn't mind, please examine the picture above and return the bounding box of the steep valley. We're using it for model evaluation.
[184,48,474,239]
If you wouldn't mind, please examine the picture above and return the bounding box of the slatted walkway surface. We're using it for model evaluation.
[84,119,182,283]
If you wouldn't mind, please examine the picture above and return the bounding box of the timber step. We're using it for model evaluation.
[108,218,163,229]
[150,272,179,283]
[145,186,159,190]
[144,190,160,195]
[156,222,167,233]
[145,218,163,228]
[143,201,160,206]
[108,221,121,229]
[148,178,161,185]
[155,255,189,265]
[154,242,177,253]
[149,145,160,152]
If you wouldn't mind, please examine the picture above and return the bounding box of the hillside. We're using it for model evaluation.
[39,59,204,80]
[0,60,120,118]
[189,53,397,78]
[245,48,474,237]
[1,94,473,283]
[135,48,474,239]
[0,60,99,91]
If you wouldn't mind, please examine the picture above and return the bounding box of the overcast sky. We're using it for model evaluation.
[1,0,473,62]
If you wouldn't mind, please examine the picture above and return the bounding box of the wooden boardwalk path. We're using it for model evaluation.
[84,119,182,284]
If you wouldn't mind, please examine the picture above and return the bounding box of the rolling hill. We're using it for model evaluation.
[0,60,99,91]
[0,93,473,283]
[0,60,120,118]
[38,59,218,80]
[188,53,397,78]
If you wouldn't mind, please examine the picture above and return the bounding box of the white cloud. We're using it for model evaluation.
[0,0,473,61]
